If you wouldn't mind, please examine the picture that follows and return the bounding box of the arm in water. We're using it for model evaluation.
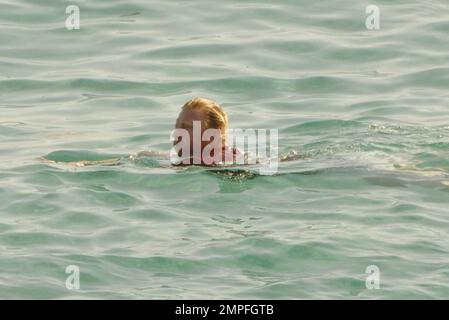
[39,150,169,167]
[40,149,301,167]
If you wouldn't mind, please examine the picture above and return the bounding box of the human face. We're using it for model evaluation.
[175,109,207,150]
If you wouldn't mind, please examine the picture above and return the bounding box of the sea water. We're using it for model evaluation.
[1,0,449,299]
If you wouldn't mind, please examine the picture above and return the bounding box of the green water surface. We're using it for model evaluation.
[1,0,449,299]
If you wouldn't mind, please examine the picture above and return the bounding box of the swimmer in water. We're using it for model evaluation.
[130,97,244,166]
[172,97,242,165]
[42,97,301,167]
[167,97,301,165]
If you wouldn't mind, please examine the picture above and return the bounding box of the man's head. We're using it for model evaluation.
[175,97,228,142]
[173,98,228,164]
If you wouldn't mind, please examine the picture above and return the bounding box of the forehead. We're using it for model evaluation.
[176,109,207,126]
